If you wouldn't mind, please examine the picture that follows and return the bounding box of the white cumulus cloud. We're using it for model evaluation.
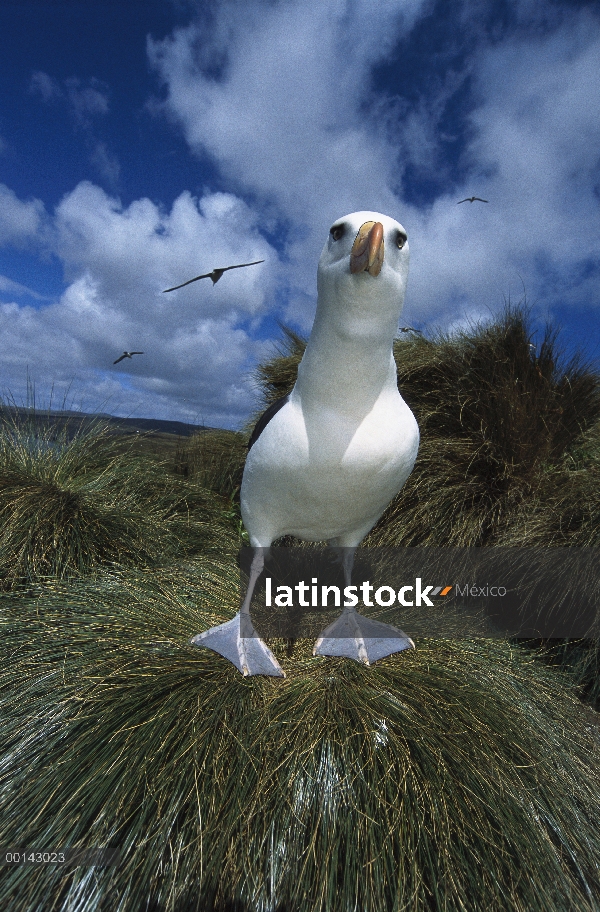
[0,184,46,248]
[0,181,275,427]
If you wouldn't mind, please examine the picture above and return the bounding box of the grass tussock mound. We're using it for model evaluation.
[2,571,600,911]
[174,429,247,500]
[382,312,600,547]
[495,419,600,547]
[0,410,238,589]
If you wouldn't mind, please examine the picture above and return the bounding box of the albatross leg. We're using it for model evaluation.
[190,547,285,677]
[313,545,414,665]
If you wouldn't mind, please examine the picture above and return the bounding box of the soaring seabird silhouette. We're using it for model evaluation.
[113,351,144,364]
[163,260,265,292]
[191,212,420,676]
[457,197,488,204]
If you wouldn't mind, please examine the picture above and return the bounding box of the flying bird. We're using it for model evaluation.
[113,351,144,364]
[457,197,488,204]
[191,212,420,677]
[163,260,265,292]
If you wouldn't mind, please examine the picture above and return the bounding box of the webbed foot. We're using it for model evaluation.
[313,609,414,665]
[191,612,285,677]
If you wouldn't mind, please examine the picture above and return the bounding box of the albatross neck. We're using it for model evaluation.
[294,311,399,418]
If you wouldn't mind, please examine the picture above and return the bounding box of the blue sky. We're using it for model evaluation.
[0,0,598,429]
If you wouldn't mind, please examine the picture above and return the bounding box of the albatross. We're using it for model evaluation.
[163,260,265,292]
[457,197,488,204]
[191,212,419,676]
[113,351,144,364]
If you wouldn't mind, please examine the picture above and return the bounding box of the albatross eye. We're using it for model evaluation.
[395,230,407,249]
[330,224,345,241]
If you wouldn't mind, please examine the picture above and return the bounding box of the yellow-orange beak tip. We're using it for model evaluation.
[350,220,385,277]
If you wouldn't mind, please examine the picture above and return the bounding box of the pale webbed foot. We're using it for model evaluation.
[191,612,285,677]
[313,608,414,665]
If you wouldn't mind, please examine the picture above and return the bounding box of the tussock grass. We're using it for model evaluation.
[378,313,600,548]
[174,429,247,500]
[2,571,600,911]
[0,408,237,589]
[532,638,600,712]
[495,419,600,547]
[173,429,250,544]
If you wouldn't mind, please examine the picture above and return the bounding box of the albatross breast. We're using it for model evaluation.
[241,358,419,544]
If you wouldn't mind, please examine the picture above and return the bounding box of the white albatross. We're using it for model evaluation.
[191,212,420,676]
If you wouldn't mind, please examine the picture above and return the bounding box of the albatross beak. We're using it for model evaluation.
[350,221,384,277]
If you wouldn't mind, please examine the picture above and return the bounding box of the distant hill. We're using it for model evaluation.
[0,406,215,439]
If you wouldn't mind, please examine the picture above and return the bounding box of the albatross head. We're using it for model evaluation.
[316,211,410,330]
